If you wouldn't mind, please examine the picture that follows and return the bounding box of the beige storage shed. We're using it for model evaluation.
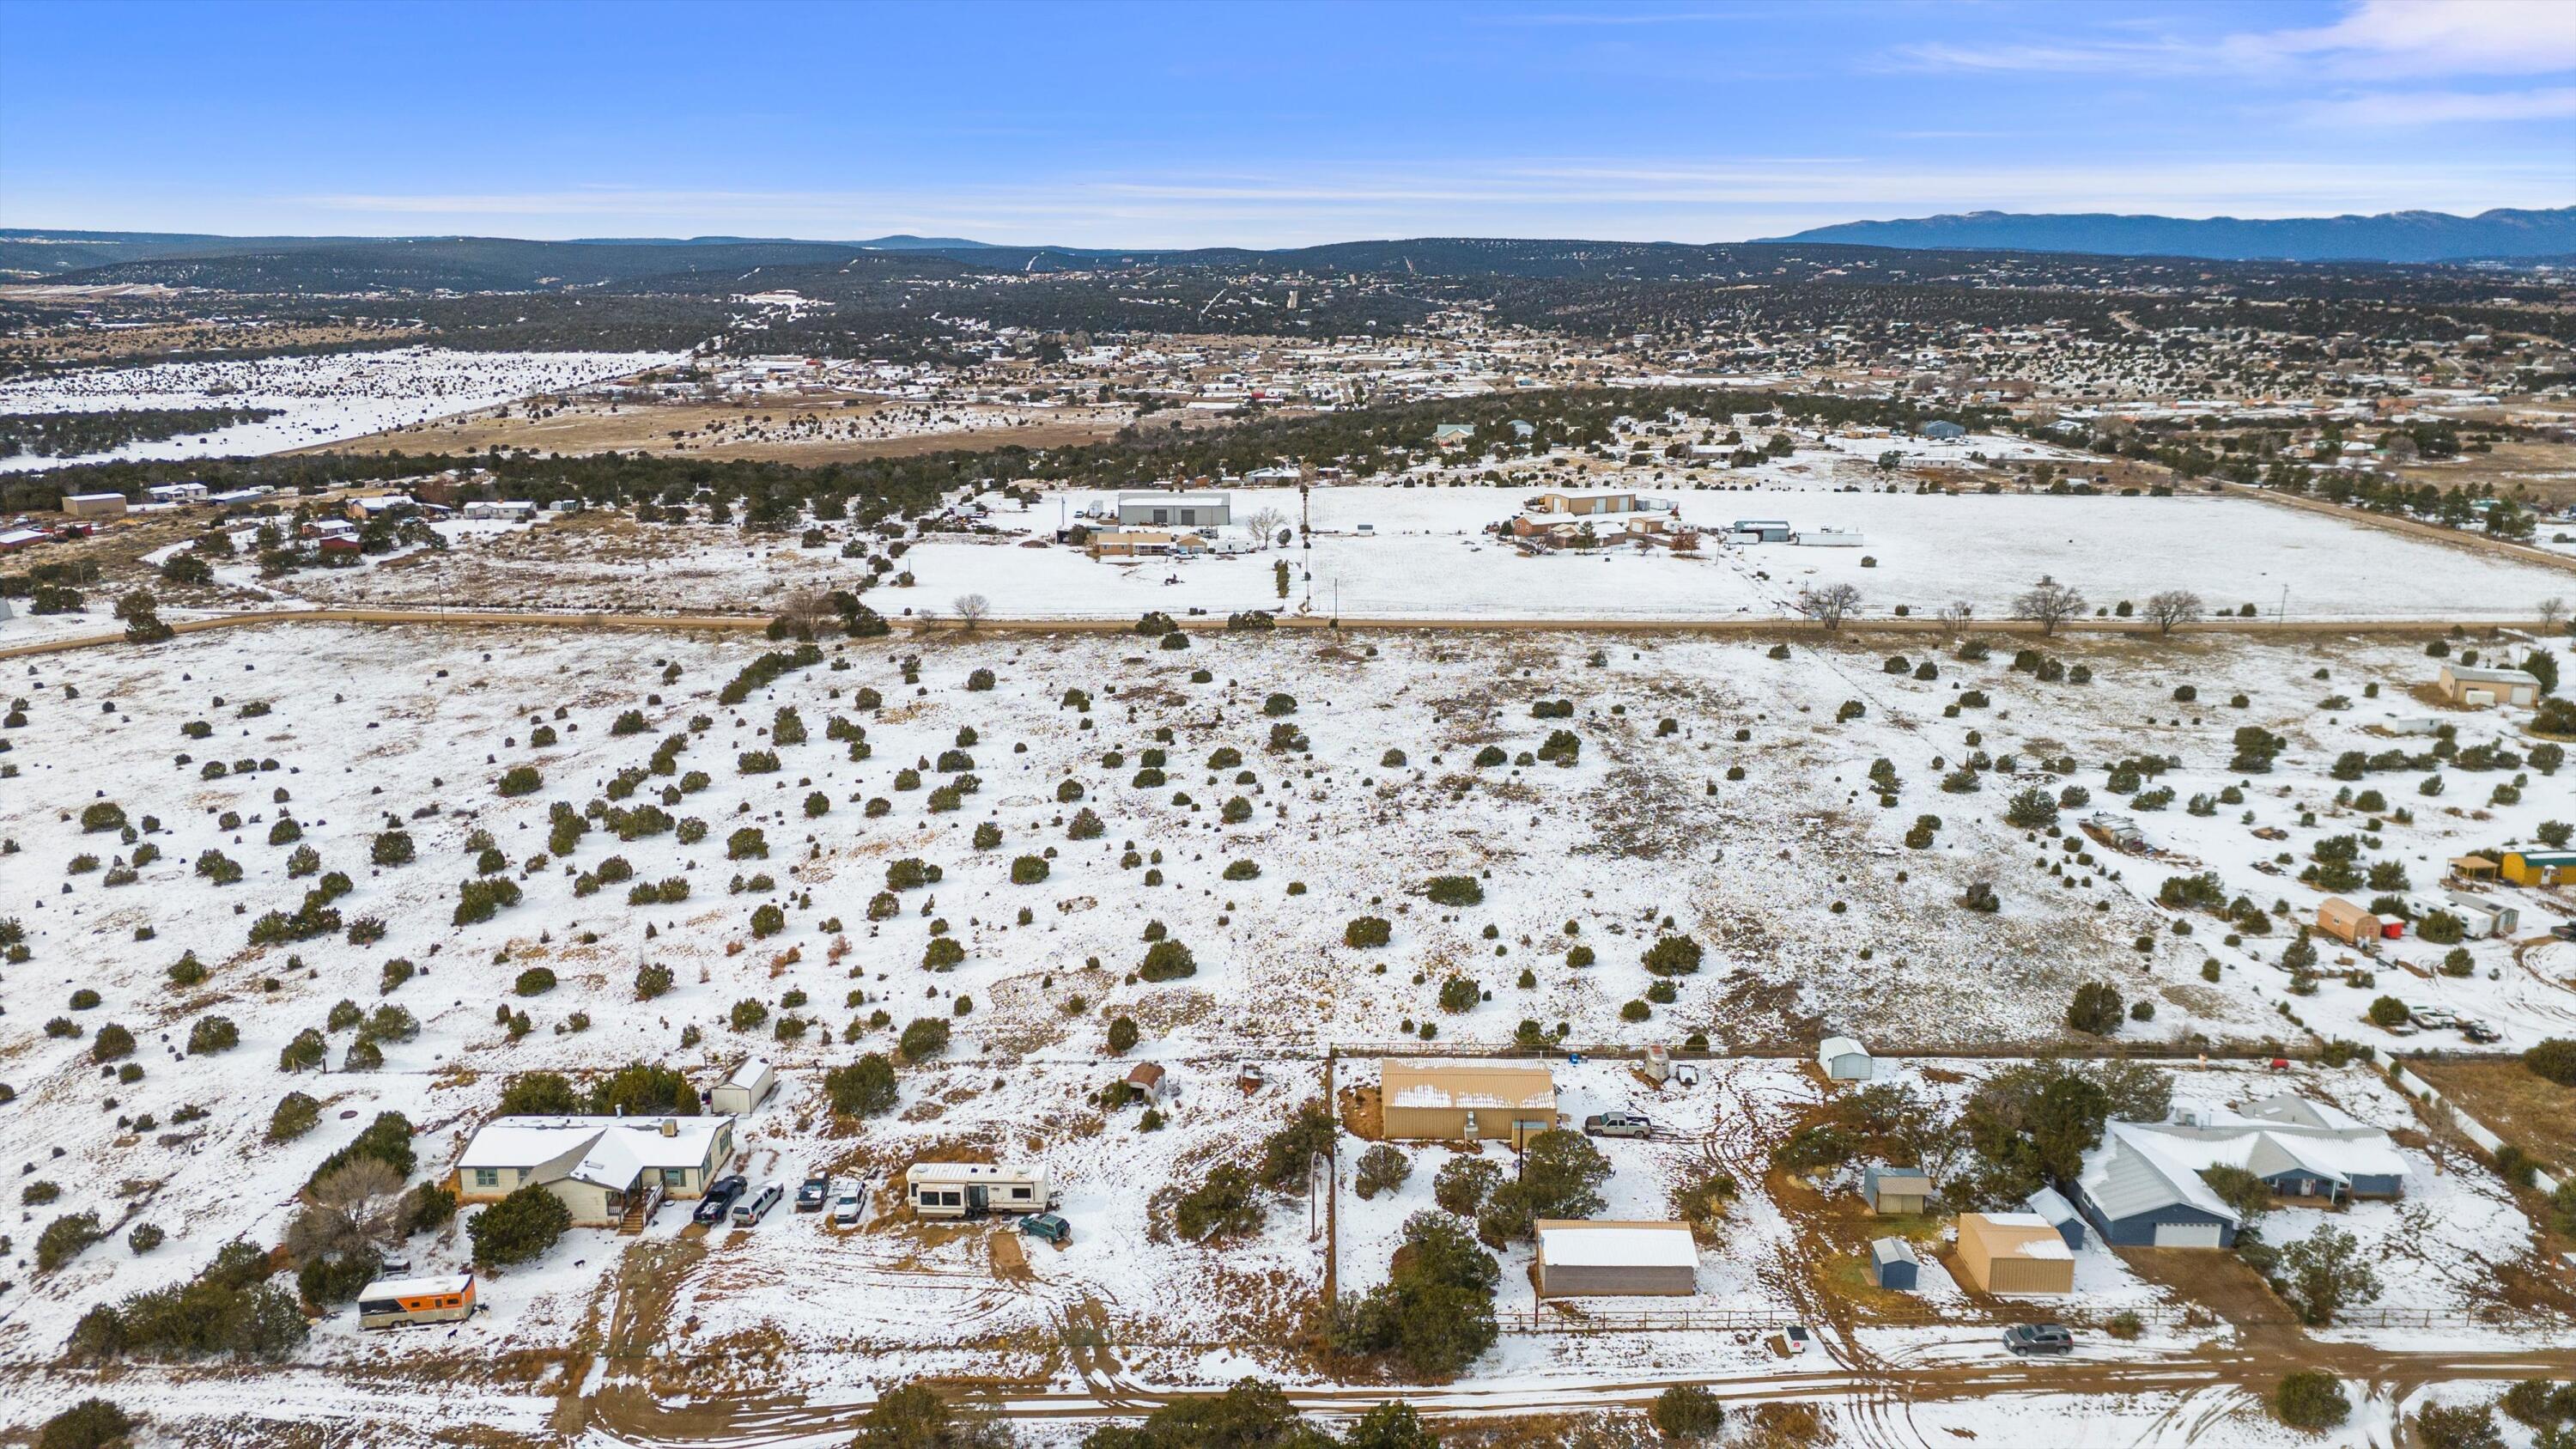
[1956,1212,2075,1295]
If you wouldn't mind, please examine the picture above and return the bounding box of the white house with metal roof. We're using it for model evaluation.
[453,1114,736,1228]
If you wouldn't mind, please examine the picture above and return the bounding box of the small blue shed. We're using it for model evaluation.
[1870,1237,1919,1291]
[2024,1186,2086,1249]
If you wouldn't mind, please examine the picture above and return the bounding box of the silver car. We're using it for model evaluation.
[828,1176,865,1227]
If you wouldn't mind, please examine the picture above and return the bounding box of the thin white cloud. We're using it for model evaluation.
[1893,0,2576,81]
[264,155,2576,248]
[2299,85,2576,128]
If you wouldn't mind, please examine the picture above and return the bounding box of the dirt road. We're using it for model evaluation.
[3,603,2559,664]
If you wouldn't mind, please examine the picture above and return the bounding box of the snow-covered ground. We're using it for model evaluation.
[901,486,2576,623]
[0,618,2567,1436]
[0,347,678,470]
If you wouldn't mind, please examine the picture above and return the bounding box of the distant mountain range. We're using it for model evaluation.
[1762,207,2576,263]
[5,206,2571,293]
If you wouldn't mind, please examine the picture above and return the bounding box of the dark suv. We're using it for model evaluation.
[693,1175,748,1226]
[795,1174,831,1212]
[2002,1324,2075,1355]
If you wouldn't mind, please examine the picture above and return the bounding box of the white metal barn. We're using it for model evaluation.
[708,1058,778,1116]
[1817,1036,1874,1081]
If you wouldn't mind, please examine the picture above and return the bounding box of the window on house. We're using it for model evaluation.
[473,1168,500,1188]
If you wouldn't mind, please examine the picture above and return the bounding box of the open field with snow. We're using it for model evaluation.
[0,616,2570,1441]
[160,481,2576,626]
[0,347,677,470]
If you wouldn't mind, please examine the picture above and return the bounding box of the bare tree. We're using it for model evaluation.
[1935,600,1976,639]
[1242,507,1289,550]
[1795,581,1862,631]
[2015,575,2087,636]
[951,593,991,631]
[778,587,837,636]
[289,1158,408,1261]
[2142,589,2205,636]
[2541,596,2567,630]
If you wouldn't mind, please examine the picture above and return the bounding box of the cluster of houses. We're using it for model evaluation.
[1078,490,1264,558]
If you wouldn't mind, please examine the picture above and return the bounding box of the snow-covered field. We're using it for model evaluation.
[216,482,2576,626]
[0,618,2568,1439]
[0,347,678,470]
[902,486,2574,623]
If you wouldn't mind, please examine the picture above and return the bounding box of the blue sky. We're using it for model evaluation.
[3,0,2569,246]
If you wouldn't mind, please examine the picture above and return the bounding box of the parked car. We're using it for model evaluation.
[1583,1111,1656,1139]
[732,1182,784,1227]
[2460,1019,2503,1044]
[2552,922,2576,943]
[693,1175,748,1226]
[795,1173,831,1212]
[2003,1324,2075,1355]
[1021,1212,1073,1246]
[829,1177,866,1227]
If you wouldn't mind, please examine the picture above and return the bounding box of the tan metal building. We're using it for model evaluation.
[2437,663,2540,708]
[1534,1220,1698,1297]
[1956,1212,2075,1295]
[1378,1059,1556,1142]
[59,492,127,520]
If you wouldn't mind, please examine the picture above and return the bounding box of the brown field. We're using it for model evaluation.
[2413,1057,2576,1172]
[2397,440,2576,511]
[304,397,1143,464]
[0,312,426,371]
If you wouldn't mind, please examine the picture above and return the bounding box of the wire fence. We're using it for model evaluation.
[1494,1302,2547,1336]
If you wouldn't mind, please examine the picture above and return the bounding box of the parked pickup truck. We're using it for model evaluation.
[1583,1111,1656,1139]
[692,1176,747,1227]
[795,1173,831,1212]
[2459,1019,2503,1044]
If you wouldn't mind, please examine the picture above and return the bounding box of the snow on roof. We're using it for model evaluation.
[2445,665,2538,685]
[2025,1185,2081,1225]
[1965,1213,2074,1260]
[456,1116,729,1173]
[1380,1059,1556,1112]
[1818,1035,1868,1059]
[2080,1125,2241,1227]
[719,1057,774,1089]
[362,1273,472,1299]
[1535,1220,1698,1268]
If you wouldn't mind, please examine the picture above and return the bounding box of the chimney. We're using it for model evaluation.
[659,1119,677,1137]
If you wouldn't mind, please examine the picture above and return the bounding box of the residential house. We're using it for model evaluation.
[453,1114,738,1230]
[1431,423,1476,450]
[1378,1059,1557,1142]
[2071,1095,2409,1249]
[1524,490,1639,517]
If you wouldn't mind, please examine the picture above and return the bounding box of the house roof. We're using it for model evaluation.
[2080,1097,2409,1224]
[456,1116,730,1176]
[1534,1220,1697,1268]
[1871,1236,1918,1266]
[2507,849,2576,867]
[1864,1163,1929,1186]
[2445,665,2538,685]
[1380,1059,1555,1113]
[1818,1035,1869,1060]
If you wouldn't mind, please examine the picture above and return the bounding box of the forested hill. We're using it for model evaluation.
[1765,207,2576,263]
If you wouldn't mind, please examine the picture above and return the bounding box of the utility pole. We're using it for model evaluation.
[1299,482,1313,606]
